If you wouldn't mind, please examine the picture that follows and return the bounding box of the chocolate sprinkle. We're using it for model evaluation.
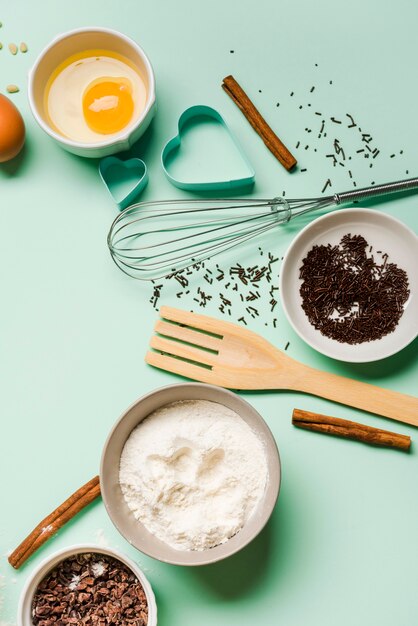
[299,234,410,344]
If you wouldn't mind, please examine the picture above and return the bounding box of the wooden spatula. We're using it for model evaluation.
[145,306,418,427]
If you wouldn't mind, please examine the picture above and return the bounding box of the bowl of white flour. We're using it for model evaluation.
[100,383,281,566]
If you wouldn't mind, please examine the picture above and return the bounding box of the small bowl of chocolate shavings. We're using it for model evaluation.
[17,544,157,626]
[280,209,418,362]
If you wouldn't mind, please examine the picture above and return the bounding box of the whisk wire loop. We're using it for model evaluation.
[107,177,418,280]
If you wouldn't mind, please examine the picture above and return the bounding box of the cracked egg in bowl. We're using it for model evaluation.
[28,28,156,157]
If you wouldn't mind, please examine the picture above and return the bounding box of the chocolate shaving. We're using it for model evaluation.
[31,553,148,626]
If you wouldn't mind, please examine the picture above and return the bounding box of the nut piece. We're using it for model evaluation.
[20,42,28,53]
[8,42,17,55]
[6,84,19,93]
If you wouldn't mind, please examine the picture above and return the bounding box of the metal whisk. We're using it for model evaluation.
[107,177,418,280]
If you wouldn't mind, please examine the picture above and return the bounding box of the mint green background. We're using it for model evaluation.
[1,1,417,623]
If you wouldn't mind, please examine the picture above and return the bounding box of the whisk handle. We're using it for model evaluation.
[334,176,418,205]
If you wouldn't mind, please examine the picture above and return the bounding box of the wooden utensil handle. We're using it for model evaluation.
[291,366,418,427]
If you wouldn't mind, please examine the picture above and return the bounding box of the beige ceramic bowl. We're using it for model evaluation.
[28,27,156,158]
[100,383,281,566]
[17,543,157,626]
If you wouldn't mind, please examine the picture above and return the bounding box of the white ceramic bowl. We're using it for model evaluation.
[17,543,157,626]
[280,208,418,362]
[100,383,281,566]
[28,27,156,158]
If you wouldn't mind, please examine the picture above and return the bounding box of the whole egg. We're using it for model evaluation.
[0,94,25,162]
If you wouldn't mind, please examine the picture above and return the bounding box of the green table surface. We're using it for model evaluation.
[1,0,417,623]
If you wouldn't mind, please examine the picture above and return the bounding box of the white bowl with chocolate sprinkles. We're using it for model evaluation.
[280,209,418,362]
[17,544,157,626]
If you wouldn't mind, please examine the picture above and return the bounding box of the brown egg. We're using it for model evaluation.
[0,93,25,162]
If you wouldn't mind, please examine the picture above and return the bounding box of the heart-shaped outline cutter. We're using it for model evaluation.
[99,156,149,210]
[161,105,255,191]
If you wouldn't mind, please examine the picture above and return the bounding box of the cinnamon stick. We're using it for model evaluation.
[8,476,101,569]
[222,74,297,171]
[292,409,411,451]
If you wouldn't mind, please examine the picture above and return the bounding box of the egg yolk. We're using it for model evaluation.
[82,77,134,134]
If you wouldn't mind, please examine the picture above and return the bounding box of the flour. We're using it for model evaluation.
[119,400,268,551]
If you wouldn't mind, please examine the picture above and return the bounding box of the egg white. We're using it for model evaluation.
[46,55,147,143]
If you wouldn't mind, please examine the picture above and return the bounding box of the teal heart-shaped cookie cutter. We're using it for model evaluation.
[99,156,149,210]
[161,105,255,191]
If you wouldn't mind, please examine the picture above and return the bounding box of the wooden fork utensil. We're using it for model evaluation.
[146,306,418,427]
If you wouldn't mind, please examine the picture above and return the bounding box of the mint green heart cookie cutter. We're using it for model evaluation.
[99,156,149,210]
[161,105,255,191]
